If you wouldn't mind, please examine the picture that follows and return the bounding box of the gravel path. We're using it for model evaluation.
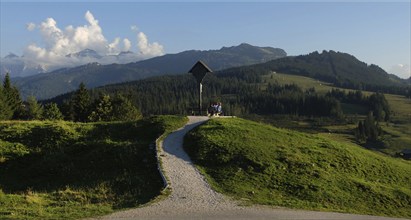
[93,116,407,220]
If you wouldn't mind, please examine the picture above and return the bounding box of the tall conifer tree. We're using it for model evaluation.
[26,95,43,120]
[1,73,23,119]
[72,82,91,122]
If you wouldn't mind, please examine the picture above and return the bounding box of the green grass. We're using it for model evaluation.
[184,118,411,218]
[262,72,411,158]
[385,94,411,119]
[263,72,334,93]
[0,116,187,220]
[378,122,411,155]
[264,73,411,116]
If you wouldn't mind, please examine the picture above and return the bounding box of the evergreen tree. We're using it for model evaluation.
[26,96,43,120]
[3,73,12,90]
[363,112,379,141]
[364,112,373,137]
[111,94,142,121]
[356,121,365,141]
[2,73,23,119]
[72,83,91,122]
[368,93,390,121]
[0,86,13,120]
[43,103,63,120]
[88,94,113,122]
[356,112,382,143]
[60,99,75,121]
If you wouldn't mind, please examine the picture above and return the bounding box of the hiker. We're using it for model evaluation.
[217,102,222,115]
[207,102,223,116]
[208,103,215,116]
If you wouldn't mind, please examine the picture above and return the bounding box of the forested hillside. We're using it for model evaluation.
[14,43,286,100]
[44,60,410,159]
[48,67,390,121]
[226,50,410,96]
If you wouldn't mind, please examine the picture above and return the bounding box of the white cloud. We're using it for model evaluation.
[108,37,121,55]
[137,32,164,57]
[26,22,36,31]
[20,10,165,73]
[85,10,98,26]
[131,25,139,32]
[123,38,131,51]
[389,64,411,79]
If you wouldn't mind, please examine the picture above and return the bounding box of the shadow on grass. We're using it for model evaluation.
[0,119,166,208]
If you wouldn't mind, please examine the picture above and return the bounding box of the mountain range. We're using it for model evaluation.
[12,43,287,99]
[5,43,410,101]
[0,49,143,78]
[0,53,46,78]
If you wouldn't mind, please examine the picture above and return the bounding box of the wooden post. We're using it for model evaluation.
[199,83,202,115]
[189,61,212,116]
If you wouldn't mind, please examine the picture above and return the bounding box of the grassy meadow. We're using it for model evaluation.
[0,116,187,219]
[184,118,411,218]
[261,72,411,158]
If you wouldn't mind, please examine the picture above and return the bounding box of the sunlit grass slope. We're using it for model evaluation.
[264,72,411,158]
[184,118,411,218]
[0,116,187,220]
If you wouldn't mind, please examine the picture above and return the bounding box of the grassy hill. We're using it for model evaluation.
[0,116,187,219]
[184,118,411,218]
[261,50,409,89]
[262,72,411,157]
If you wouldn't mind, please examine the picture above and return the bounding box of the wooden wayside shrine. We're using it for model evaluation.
[189,61,213,115]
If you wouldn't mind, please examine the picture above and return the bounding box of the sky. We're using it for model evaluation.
[0,1,410,78]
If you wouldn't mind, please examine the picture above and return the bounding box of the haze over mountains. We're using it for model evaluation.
[12,43,287,99]
[0,49,150,78]
[0,53,46,78]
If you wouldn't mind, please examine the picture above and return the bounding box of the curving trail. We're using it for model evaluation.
[93,116,406,220]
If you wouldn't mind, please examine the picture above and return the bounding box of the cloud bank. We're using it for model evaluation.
[18,10,164,72]
[389,64,411,79]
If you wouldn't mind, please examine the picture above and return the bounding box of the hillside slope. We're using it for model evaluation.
[184,118,411,218]
[0,116,187,219]
[225,50,409,92]
[14,43,286,100]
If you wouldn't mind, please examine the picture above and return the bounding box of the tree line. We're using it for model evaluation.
[78,73,343,117]
[325,89,390,121]
[3,68,393,124]
[0,74,141,122]
[50,69,390,119]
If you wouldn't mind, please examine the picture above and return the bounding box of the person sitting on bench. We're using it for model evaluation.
[217,102,222,115]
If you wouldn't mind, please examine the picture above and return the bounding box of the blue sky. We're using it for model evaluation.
[1,1,410,78]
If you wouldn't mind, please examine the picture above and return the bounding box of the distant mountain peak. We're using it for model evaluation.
[238,43,253,47]
[220,43,253,50]
[81,48,97,53]
[66,49,102,59]
[118,51,134,56]
[4,53,19,59]
[219,43,286,57]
